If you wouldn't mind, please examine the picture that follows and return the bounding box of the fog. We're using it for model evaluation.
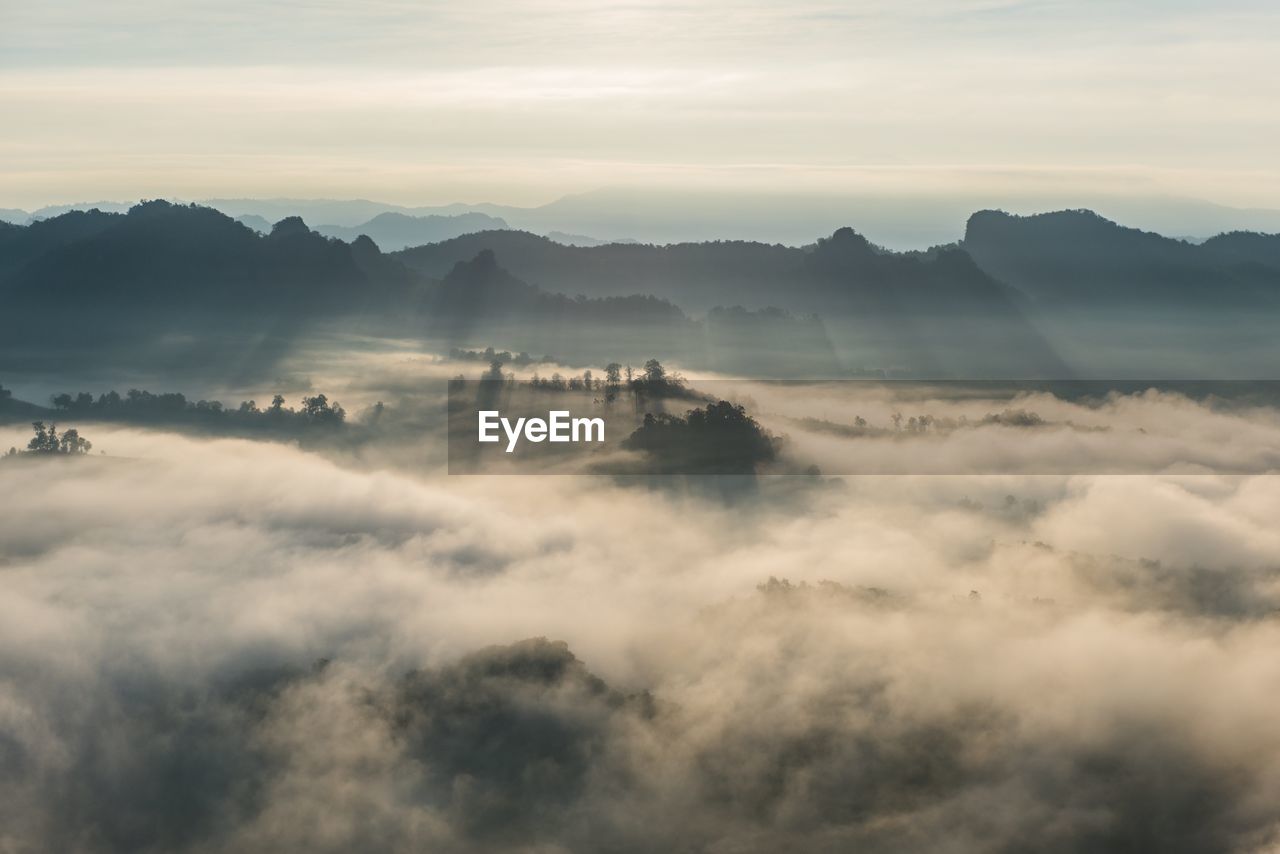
[4,379,1280,852]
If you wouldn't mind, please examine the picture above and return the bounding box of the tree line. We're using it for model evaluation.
[472,357,693,402]
[47,388,348,429]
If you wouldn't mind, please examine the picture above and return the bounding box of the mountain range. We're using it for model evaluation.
[395,227,1025,315]
[2,200,1278,379]
[9,190,1280,249]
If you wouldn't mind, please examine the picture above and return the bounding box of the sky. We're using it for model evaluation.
[2,0,1279,211]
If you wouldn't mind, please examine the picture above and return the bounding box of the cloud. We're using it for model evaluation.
[4,392,1280,850]
[3,2,1279,209]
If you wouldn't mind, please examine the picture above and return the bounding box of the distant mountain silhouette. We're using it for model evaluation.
[28,201,1280,376]
[0,384,50,420]
[0,203,712,376]
[234,214,272,233]
[0,208,120,279]
[396,226,1025,314]
[315,211,510,251]
[0,202,430,378]
[963,209,1280,307]
[543,231,636,247]
[397,226,1067,376]
[27,192,1280,248]
[397,229,799,312]
[1201,231,1280,270]
[0,202,412,322]
[433,249,687,325]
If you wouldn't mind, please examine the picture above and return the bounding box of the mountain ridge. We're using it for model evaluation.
[963,208,1280,306]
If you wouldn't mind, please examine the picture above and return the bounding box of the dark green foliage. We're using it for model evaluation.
[23,421,91,455]
[48,387,346,433]
[623,400,780,474]
[449,346,544,367]
[391,638,652,842]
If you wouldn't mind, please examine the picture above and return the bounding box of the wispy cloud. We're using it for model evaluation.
[3,1,1278,208]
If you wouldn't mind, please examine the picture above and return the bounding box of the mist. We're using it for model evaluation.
[5,379,1280,851]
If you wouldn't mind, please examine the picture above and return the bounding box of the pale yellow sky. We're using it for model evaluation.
[3,0,1278,210]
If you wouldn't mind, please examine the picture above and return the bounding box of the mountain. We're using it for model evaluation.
[427,251,843,372]
[0,202,722,376]
[398,226,1068,376]
[0,202,431,379]
[0,201,857,375]
[202,198,520,229]
[543,231,635,247]
[36,192,1280,250]
[30,201,135,219]
[28,201,1262,377]
[0,209,28,225]
[201,191,1280,248]
[1201,231,1280,270]
[0,384,50,420]
[0,208,122,279]
[397,229,797,312]
[433,249,684,324]
[235,214,273,233]
[963,209,1280,307]
[0,202,413,318]
[314,211,510,251]
[395,227,1026,315]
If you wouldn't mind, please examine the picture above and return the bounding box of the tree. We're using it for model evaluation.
[27,422,58,453]
[58,428,91,454]
[633,358,684,397]
[604,363,622,403]
[301,393,345,424]
[622,400,779,474]
[25,422,91,455]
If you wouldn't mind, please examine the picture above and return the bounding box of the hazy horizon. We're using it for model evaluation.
[7,187,1280,250]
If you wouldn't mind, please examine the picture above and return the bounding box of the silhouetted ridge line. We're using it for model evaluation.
[963,209,1280,306]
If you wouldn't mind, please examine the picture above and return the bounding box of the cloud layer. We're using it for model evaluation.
[4,397,1280,850]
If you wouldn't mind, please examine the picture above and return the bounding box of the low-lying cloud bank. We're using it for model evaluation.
[3,402,1280,851]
